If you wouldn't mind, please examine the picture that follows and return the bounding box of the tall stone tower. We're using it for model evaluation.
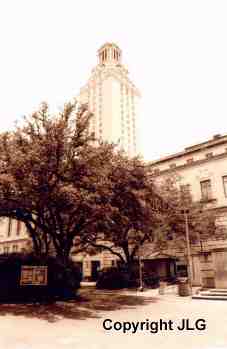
[78,43,140,156]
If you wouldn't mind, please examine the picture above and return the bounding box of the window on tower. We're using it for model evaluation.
[8,218,12,237]
[16,220,21,236]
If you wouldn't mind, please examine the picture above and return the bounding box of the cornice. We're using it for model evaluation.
[151,138,227,166]
[0,238,28,245]
[152,151,227,175]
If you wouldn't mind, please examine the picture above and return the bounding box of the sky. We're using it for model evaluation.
[0,0,226,161]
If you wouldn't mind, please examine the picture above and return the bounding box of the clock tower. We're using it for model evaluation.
[78,43,140,156]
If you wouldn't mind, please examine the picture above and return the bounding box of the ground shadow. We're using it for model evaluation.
[0,288,158,322]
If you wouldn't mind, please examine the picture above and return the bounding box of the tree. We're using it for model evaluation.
[156,174,218,243]
[153,174,224,286]
[0,100,112,262]
[83,151,165,276]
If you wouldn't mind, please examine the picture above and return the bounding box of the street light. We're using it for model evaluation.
[138,246,144,292]
[182,209,193,295]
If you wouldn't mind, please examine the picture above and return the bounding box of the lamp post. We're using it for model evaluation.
[138,247,144,292]
[183,209,193,295]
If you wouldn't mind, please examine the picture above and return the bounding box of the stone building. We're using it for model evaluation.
[73,133,227,285]
[0,218,30,255]
[1,44,227,290]
[150,133,227,288]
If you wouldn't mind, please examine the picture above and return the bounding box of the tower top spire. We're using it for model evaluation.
[98,42,122,65]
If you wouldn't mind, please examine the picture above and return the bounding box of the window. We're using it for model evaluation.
[169,163,177,169]
[12,244,18,253]
[16,221,21,236]
[186,158,194,164]
[154,168,160,175]
[200,180,212,201]
[206,152,213,159]
[180,184,191,203]
[180,184,191,194]
[3,246,9,255]
[7,218,12,237]
[223,176,227,197]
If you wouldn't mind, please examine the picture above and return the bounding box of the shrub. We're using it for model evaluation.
[165,275,177,284]
[96,265,161,290]
[143,272,160,288]
[0,253,82,302]
[96,267,129,289]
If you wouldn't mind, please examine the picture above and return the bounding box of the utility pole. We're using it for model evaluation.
[184,209,193,295]
[138,247,144,292]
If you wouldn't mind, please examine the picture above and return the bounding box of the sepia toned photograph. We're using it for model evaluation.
[0,1,226,348]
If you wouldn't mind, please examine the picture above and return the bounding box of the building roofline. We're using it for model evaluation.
[150,133,227,166]
[151,151,227,177]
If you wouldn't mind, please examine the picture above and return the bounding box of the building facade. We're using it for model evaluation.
[73,133,227,285]
[150,133,227,288]
[0,218,30,255]
[78,43,141,157]
[1,44,227,290]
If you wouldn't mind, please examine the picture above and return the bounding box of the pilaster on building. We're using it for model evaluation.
[78,43,141,157]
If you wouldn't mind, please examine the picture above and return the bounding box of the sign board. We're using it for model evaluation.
[20,266,48,286]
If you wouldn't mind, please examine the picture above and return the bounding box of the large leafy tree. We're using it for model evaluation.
[155,175,219,247]
[84,152,165,274]
[0,101,112,262]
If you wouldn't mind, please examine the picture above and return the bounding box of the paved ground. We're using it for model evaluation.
[0,286,226,349]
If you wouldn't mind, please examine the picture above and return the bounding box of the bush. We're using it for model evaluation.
[165,275,177,284]
[96,267,129,289]
[0,253,82,302]
[96,265,161,290]
[143,272,160,288]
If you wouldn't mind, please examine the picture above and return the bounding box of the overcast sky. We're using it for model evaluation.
[0,0,226,161]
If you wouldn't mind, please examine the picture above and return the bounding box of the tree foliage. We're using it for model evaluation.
[84,153,165,272]
[0,99,218,270]
[155,174,218,252]
[0,100,111,261]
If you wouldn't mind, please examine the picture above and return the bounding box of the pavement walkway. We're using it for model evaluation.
[0,286,226,349]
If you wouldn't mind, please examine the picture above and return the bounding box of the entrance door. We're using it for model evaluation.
[91,261,100,281]
[74,262,83,278]
[191,255,201,286]
[214,251,227,288]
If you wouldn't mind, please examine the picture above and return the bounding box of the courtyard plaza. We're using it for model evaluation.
[0,286,226,349]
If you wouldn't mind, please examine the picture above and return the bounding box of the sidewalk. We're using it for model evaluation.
[120,284,201,298]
